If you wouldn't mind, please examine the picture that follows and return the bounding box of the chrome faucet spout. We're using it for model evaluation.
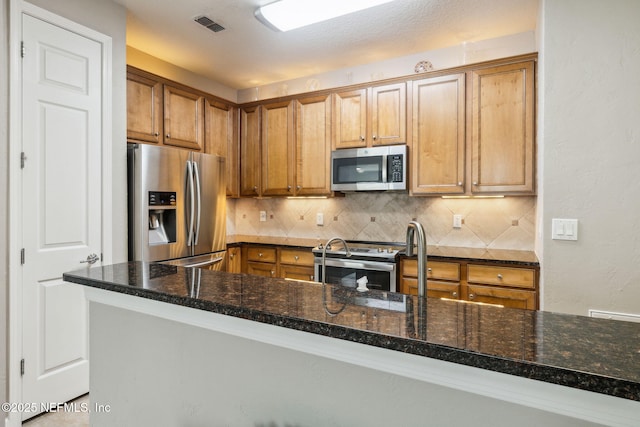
[406,221,427,298]
[321,237,351,286]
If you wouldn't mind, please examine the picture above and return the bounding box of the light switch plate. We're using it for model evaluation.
[316,212,324,226]
[453,214,462,229]
[259,211,267,222]
[552,218,578,241]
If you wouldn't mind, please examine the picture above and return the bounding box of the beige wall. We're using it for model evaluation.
[540,0,640,315]
[2,0,127,413]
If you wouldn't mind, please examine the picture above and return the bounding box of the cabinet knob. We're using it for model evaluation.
[473,181,478,186]
[270,270,275,276]
[230,254,234,259]
[458,181,463,186]
[452,292,458,298]
[287,185,292,192]
[469,293,475,300]
[372,135,377,140]
[427,268,432,272]
[258,253,263,257]
[294,255,299,261]
[360,136,365,141]
[166,133,171,139]
[497,274,503,280]
[296,185,301,191]
[154,132,159,137]
[253,186,258,193]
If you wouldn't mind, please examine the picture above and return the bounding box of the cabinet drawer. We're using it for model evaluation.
[467,265,535,289]
[246,247,277,263]
[467,284,536,310]
[402,259,460,281]
[280,249,314,266]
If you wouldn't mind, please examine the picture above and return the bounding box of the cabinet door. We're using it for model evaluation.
[246,261,277,278]
[411,74,465,194]
[333,89,367,149]
[296,95,332,196]
[240,106,261,196]
[280,265,315,282]
[205,99,239,197]
[471,61,535,194]
[163,84,205,150]
[370,82,406,146]
[126,70,162,144]
[261,101,295,196]
[226,246,242,273]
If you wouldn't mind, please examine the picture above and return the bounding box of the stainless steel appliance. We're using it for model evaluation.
[127,143,226,269]
[312,241,403,292]
[331,144,407,192]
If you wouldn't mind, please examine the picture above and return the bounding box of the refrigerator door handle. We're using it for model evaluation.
[193,160,201,246]
[186,160,195,246]
[181,256,224,268]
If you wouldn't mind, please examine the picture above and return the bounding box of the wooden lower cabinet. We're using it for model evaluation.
[226,246,242,273]
[400,258,538,310]
[240,245,316,281]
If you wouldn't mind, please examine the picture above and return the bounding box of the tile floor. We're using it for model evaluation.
[22,394,89,427]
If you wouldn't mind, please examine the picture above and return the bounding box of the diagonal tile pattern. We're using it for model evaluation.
[231,194,537,250]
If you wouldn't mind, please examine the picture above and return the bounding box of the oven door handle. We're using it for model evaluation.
[319,258,396,272]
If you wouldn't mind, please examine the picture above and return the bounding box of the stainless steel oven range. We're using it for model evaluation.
[312,241,403,293]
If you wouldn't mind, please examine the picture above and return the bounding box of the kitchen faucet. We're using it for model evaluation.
[321,237,351,286]
[406,221,427,297]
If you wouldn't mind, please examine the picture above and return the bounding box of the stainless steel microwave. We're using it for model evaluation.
[331,145,407,192]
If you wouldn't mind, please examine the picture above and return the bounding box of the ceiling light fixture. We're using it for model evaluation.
[255,0,394,32]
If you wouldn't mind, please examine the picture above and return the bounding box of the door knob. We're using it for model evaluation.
[81,253,99,265]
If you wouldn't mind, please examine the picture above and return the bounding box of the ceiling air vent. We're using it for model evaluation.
[194,16,225,33]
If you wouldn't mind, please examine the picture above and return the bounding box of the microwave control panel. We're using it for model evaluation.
[388,155,404,182]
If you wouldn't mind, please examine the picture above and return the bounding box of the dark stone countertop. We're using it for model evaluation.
[227,234,540,266]
[63,262,639,401]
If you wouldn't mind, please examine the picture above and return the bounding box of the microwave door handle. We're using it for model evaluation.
[193,161,201,246]
[186,160,195,246]
[381,154,388,183]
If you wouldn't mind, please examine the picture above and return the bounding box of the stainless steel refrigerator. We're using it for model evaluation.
[127,143,226,270]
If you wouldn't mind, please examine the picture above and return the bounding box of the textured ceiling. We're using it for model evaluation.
[114,0,539,89]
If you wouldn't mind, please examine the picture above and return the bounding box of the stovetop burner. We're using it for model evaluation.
[312,240,405,261]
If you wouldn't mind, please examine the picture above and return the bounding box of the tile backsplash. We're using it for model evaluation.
[228,194,536,251]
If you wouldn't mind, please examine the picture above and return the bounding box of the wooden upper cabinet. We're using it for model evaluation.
[205,99,239,197]
[296,95,332,196]
[163,84,205,151]
[370,82,406,146]
[240,106,262,197]
[126,70,162,144]
[261,101,295,196]
[411,74,466,195]
[333,83,406,149]
[471,61,535,194]
[333,89,367,149]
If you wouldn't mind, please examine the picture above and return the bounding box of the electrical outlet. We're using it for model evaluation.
[259,211,267,222]
[453,214,462,229]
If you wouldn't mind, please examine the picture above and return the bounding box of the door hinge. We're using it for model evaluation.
[21,152,27,169]
[20,248,25,265]
[20,359,25,376]
[20,41,25,58]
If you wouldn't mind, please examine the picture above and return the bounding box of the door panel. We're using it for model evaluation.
[21,14,102,419]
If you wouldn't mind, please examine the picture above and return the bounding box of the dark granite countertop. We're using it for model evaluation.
[227,234,539,266]
[63,262,638,401]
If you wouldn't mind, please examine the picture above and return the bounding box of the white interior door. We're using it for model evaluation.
[21,13,102,420]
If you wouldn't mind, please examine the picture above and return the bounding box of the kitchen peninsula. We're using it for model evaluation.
[63,263,640,427]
